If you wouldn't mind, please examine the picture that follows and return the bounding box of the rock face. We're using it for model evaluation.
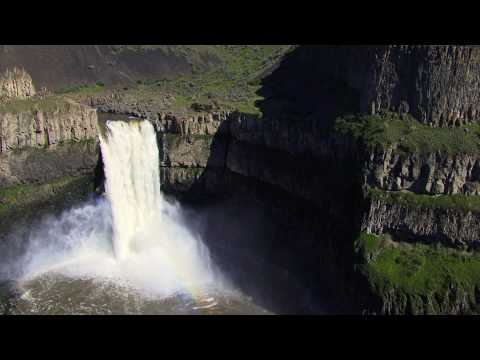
[365,45,480,127]
[262,45,480,128]
[0,68,36,101]
[364,147,480,195]
[0,100,99,186]
[154,111,228,136]
[150,45,480,314]
[149,109,363,313]
[0,100,98,153]
[156,109,359,203]
[362,198,480,249]
[156,113,230,194]
[0,141,98,187]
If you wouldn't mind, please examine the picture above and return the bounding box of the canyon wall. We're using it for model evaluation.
[151,45,480,314]
[148,110,365,312]
[0,100,97,152]
[364,147,480,195]
[0,67,100,243]
[0,99,99,186]
[362,197,480,249]
[263,45,480,128]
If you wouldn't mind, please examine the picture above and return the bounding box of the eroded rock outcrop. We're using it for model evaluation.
[0,68,35,101]
[154,111,229,136]
[364,147,480,195]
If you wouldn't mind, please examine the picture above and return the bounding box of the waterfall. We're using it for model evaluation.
[99,120,162,260]
[13,119,218,299]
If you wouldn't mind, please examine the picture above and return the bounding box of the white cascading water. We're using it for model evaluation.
[100,120,163,260]
[11,119,218,300]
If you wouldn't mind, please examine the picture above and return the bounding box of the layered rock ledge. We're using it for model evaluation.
[0,98,99,187]
[362,194,480,250]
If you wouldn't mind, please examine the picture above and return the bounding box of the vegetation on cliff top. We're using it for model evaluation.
[356,232,480,314]
[0,96,75,114]
[134,45,294,114]
[62,45,295,116]
[0,175,93,215]
[368,187,480,213]
[335,112,480,155]
[56,82,105,96]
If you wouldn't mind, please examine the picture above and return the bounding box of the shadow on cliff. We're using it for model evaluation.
[170,46,375,314]
[255,45,363,129]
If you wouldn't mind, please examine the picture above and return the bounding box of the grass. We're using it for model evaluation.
[0,175,93,216]
[335,112,480,155]
[56,82,105,95]
[107,45,294,116]
[0,174,94,240]
[368,187,480,213]
[356,232,480,297]
[355,232,383,261]
[54,46,295,117]
[0,174,94,242]
[0,96,73,114]
[355,232,480,313]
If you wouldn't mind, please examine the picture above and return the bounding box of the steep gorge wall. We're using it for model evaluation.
[151,110,365,312]
[153,45,480,314]
[263,45,480,128]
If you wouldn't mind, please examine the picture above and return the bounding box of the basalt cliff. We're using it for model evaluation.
[0,67,99,243]
[148,45,480,314]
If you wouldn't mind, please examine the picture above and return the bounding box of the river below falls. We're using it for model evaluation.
[0,275,272,315]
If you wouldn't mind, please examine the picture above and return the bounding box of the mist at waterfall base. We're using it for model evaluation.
[0,119,271,314]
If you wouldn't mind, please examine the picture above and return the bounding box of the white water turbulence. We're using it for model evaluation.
[12,119,220,301]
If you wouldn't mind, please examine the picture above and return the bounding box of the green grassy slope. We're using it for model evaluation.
[335,112,480,155]
[355,232,480,314]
